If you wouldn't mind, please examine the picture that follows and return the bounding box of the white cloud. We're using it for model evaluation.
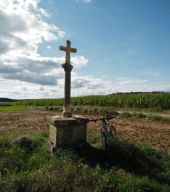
[71,56,88,68]
[76,0,93,3]
[112,78,170,93]
[0,0,65,59]
[0,0,89,89]
[0,0,65,56]
[0,0,106,99]
[0,0,168,99]
[83,0,92,3]
[117,78,148,85]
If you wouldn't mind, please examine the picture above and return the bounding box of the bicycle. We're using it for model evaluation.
[100,114,117,149]
[89,112,118,149]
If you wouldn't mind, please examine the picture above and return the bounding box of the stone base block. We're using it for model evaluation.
[49,115,89,151]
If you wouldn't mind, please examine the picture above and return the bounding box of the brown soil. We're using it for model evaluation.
[112,117,170,151]
[0,111,170,151]
[0,111,56,135]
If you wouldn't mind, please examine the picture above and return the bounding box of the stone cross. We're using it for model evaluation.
[59,40,77,117]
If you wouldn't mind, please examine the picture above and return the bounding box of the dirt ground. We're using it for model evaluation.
[0,110,170,151]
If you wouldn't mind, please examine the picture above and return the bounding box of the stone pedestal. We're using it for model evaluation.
[49,115,89,152]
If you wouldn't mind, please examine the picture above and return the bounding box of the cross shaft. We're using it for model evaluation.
[59,40,77,117]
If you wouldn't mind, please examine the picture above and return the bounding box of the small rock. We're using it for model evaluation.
[14,137,36,152]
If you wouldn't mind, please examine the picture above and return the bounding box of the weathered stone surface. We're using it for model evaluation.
[59,40,77,117]
[49,115,89,150]
[49,40,88,152]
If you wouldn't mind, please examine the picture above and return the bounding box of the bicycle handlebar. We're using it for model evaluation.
[89,112,119,122]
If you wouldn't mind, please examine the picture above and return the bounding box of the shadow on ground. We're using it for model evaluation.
[74,138,170,185]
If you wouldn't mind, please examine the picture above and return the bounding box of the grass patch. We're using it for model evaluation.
[147,114,170,123]
[0,130,170,191]
[132,112,147,118]
[120,112,133,118]
[87,128,101,145]
[0,106,30,112]
[119,111,170,124]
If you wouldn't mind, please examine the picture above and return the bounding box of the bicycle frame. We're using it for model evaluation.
[89,113,118,149]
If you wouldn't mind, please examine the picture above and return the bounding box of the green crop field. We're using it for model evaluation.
[12,92,170,111]
[0,102,13,107]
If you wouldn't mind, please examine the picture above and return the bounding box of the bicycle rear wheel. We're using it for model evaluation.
[110,125,117,136]
[105,125,117,147]
[101,132,107,149]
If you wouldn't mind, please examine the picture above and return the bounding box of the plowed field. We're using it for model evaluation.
[0,111,170,151]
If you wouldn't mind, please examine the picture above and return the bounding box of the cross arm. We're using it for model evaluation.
[59,46,77,53]
[59,45,66,51]
[70,48,77,53]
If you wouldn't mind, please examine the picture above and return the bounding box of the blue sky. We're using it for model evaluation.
[40,0,170,80]
[0,0,170,99]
